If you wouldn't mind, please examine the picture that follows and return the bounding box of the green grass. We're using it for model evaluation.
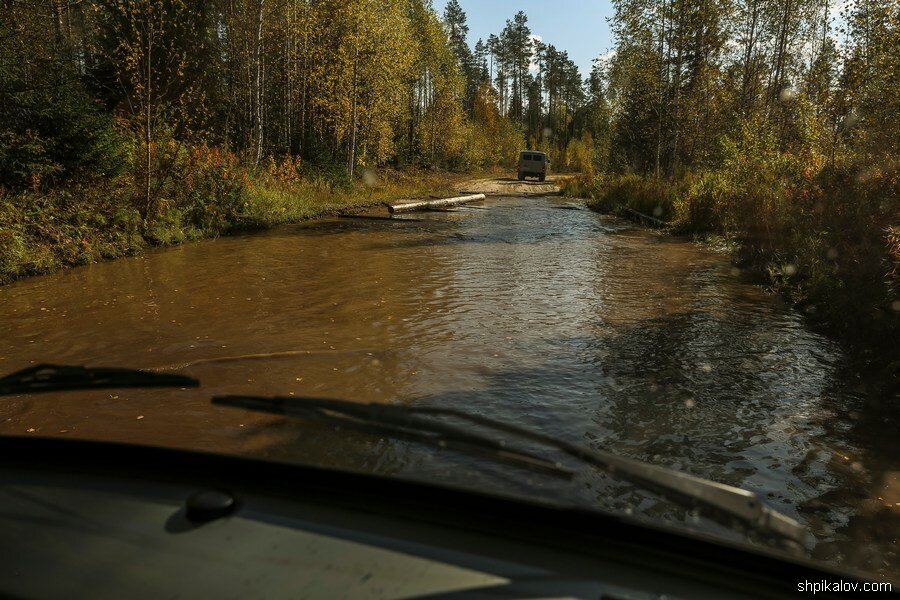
[0,179,144,283]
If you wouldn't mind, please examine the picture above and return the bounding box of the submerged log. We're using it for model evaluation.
[388,193,486,214]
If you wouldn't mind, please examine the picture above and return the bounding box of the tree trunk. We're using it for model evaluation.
[253,0,265,165]
[144,16,153,221]
[740,0,760,116]
[389,194,486,214]
[349,46,358,178]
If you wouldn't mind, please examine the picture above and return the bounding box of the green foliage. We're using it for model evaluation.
[0,129,480,284]
[173,145,251,236]
[0,181,143,284]
[91,0,218,135]
[0,66,126,190]
[562,133,595,175]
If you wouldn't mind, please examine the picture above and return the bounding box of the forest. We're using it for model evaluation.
[566,0,899,349]
[1,0,897,354]
[0,0,592,286]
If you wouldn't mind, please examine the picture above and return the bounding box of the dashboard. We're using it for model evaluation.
[0,436,883,599]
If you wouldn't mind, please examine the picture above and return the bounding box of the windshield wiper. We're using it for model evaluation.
[213,394,574,479]
[213,394,807,547]
[0,364,199,396]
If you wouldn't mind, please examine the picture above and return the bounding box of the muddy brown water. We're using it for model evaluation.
[1,195,897,576]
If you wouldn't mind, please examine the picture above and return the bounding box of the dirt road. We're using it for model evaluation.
[455,174,569,196]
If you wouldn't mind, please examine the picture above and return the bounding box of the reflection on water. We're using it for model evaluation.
[0,197,896,575]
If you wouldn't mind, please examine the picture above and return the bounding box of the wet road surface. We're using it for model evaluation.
[1,194,897,575]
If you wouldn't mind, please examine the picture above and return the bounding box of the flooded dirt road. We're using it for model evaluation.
[0,191,897,575]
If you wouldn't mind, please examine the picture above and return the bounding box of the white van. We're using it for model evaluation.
[518,151,548,182]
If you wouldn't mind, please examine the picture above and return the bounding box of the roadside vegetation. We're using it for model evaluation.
[0,1,588,284]
[0,164,474,284]
[562,0,899,357]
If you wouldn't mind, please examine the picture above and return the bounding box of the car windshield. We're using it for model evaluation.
[1,0,897,582]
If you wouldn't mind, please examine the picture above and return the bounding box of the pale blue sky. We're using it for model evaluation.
[434,0,614,78]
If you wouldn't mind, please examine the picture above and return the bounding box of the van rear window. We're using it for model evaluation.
[522,155,532,161]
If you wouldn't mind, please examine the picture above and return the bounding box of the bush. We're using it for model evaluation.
[175,145,251,235]
[0,71,126,191]
[129,135,254,241]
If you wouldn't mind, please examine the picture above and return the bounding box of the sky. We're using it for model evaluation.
[434,0,615,78]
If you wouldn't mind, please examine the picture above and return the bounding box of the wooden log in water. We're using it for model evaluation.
[338,214,423,221]
[388,193,486,214]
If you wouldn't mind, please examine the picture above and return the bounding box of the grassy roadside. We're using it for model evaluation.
[561,172,899,379]
[0,165,487,286]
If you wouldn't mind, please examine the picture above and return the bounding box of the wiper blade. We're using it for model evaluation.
[0,364,199,396]
[213,394,574,479]
[213,395,806,546]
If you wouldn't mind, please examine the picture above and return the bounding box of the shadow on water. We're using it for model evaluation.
[233,303,898,573]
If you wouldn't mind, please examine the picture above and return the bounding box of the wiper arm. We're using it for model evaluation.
[213,395,806,546]
[0,364,199,396]
[213,394,574,479]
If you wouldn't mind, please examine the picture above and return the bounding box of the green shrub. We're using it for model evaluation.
[176,145,251,235]
[0,71,126,190]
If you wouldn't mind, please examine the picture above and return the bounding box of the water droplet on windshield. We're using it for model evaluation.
[362,169,378,187]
